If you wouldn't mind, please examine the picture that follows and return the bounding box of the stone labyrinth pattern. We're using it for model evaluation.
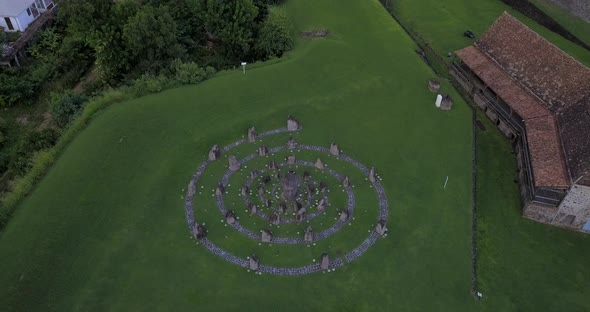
[184,119,389,275]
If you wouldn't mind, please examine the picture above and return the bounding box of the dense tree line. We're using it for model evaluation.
[0,0,292,183]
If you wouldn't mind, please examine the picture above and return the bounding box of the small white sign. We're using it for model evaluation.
[241,62,247,66]
[435,94,443,108]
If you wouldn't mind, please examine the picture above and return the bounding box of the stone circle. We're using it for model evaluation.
[184,120,389,275]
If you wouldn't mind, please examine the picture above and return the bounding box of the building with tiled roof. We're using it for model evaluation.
[451,12,590,232]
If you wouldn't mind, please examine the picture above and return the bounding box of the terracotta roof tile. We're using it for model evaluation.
[525,116,569,188]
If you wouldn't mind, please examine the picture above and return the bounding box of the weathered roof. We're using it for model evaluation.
[455,12,590,188]
[558,95,590,186]
[456,45,569,188]
[455,46,549,120]
[477,12,590,111]
[0,0,32,17]
[524,116,569,188]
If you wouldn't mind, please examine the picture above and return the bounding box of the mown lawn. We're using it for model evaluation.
[0,0,474,310]
[0,0,588,311]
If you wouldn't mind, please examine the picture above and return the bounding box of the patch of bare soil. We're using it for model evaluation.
[300,29,329,38]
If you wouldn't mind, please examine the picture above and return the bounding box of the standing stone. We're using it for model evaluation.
[295,212,307,222]
[248,127,257,143]
[319,182,327,193]
[428,78,441,93]
[249,255,259,271]
[375,219,387,236]
[208,145,221,161]
[258,186,265,198]
[273,170,281,179]
[342,176,350,188]
[304,226,313,242]
[288,137,297,149]
[215,184,225,196]
[440,94,453,111]
[321,253,330,270]
[317,197,328,211]
[258,146,268,156]
[287,155,296,165]
[269,161,278,170]
[225,210,236,224]
[248,203,258,214]
[241,186,249,197]
[249,170,258,180]
[369,167,377,183]
[287,115,300,131]
[339,209,349,222]
[297,207,307,216]
[229,155,241,171]
[279,202,287,213]
[270,212,280,225]
[261,229,272,242]
[192,223,207,239]
[264,199,272,208]
[330,143,340,156]
[315,158,324,170]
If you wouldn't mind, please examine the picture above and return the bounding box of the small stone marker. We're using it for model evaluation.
[258,186,265,197]
[330,143,340,156]
[319,182,327,193]
[269,161,278,170]
[248,203,257,214]
[304,226,314,242]
[273,170,281,179]
[287,115,300,131]
[249,170,258,180]
[440,94,453,111]
[264,198,272,208]
[342,176,350,188]
[317,197,328,211]
[215,184,225,196]
[248,127,257,143]
[428,79,441,93]
[288,137,297,149]
[208,145,221,161]
[297,207,307,216]
[287,155,296,165]
[261,229,273,242]
[225,210,236,224]
[279,202,287,213]
[270,212,281,225]
[241,186,249,197]
[229,155,241,171]
[369,167,377,183]
[296,212,307,222]
[192,223,207,239]
[375,219,387,236]
[321,253,330,270]
[339,209,349,222]
[315,158,324,170]
[249,255,259,271]
[258,146,268,156]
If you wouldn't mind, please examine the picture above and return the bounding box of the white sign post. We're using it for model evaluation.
[241,62,247,74]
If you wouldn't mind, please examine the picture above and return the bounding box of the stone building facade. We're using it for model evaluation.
[451,12,590,232]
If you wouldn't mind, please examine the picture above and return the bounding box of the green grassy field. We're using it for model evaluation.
[0,0,588,311]
[529,0,590,46]
[393,0,590,66]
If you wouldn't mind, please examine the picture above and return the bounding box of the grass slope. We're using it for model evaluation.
[0,0,474,311]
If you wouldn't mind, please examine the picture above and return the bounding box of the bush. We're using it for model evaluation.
[171,60,217,84]
[50,92,90,128]
[255,6,293,59]
[131,74,171,96]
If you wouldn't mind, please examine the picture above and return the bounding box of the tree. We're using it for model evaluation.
[198,0,259,65]
[255,7,293,59]
[123,5,185,74]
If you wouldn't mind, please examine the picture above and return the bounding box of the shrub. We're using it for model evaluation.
[255,6,293,59]
[50,92,90,128]
[131,74,171,96]
[172,60,207,84]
